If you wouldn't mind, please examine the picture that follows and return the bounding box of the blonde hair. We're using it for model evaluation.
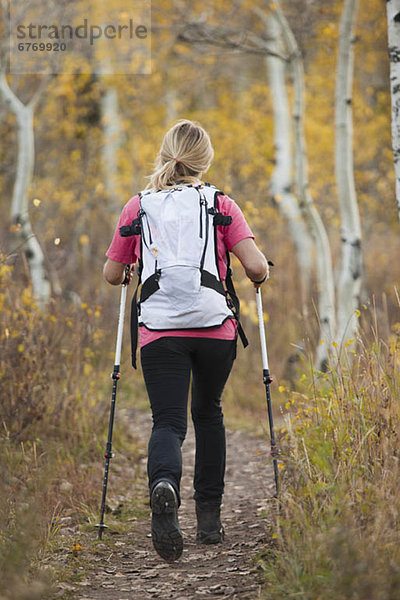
[145,119,214,190]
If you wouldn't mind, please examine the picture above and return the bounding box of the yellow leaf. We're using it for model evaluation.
[32,198,41,207]
[72,542,84,556]
[72,543,83,552]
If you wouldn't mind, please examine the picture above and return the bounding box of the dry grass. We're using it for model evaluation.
[0,256,144,599]
[259,301,400,599]
[1,243,400,599]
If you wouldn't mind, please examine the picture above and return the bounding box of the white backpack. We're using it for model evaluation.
[120,182,248,367]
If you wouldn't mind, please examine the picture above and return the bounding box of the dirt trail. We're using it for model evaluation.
[57,409,275,600]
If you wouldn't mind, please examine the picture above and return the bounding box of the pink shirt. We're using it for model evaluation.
[106,186,254,347]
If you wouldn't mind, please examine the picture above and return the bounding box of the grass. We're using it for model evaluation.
[0,257,148,599]
[3,248,400,599]
[258,308,400,599]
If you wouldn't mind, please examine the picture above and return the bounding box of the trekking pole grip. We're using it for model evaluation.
[122,264,131,286]
[256,287,270,374]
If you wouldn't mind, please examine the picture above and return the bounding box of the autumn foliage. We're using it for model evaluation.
[0,0,399,597]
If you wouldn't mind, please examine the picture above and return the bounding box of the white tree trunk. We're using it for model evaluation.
[265,14,313,314]
[334,0,362,353]
[0,73,51,307]
[165,87,178,124]
[101,85,122,214]
[387,0,400,221]
[273,1,336,368]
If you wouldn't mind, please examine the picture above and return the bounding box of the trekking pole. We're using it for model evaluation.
[255,286,279,497]
[96,266,130,539]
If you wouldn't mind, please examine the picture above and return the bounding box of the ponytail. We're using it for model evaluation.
[145,119,214,190]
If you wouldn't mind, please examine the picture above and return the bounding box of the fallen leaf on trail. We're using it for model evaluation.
[71,542,83,556]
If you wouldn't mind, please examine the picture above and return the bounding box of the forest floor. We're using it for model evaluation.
[48,408,276,600]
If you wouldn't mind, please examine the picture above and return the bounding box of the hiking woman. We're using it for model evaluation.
[103,119,269,562]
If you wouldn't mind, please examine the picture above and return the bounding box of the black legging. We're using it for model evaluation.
[140,336,237,506]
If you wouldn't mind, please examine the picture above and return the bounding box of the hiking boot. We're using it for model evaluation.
[195,500,225,544]
[151,481,183,562]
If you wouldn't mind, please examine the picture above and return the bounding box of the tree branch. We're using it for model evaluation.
[0,71,24,112]
[28,74,50,108]
[176,21,288,61]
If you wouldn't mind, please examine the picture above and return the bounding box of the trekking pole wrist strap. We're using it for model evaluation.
[251,260,274,285]
[251,273,268,285]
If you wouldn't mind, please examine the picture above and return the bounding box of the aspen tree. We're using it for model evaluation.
[97,5,124,214]
[101,80,123,214]
[334,0,362,354]
[387,0,400,220]
[265,13,313,315]
[272,0,336,369]
[0,72,51,307]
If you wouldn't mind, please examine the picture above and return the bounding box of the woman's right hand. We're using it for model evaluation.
[103,259,134,286]
[252,265,269,288]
